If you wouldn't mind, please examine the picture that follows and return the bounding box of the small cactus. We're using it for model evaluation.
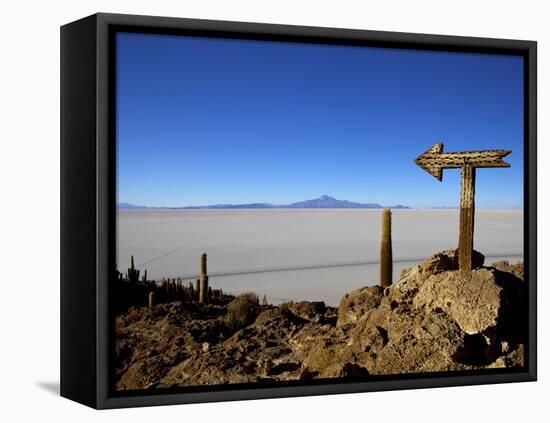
[380,208,393,287]
[261,294,268,306]
[148,291,155,309]
[127,255,140,283]
[199,252,209,304]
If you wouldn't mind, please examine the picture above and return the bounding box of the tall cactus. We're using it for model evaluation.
[148,291,155,309]
[127,255,140,283]
[380,208,393,287]
[199,252,209,303]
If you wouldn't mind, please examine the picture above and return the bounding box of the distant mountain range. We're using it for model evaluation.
[117,202,148,209]
[117,195,410,210]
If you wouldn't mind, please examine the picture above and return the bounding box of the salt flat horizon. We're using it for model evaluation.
[117,209,523,306]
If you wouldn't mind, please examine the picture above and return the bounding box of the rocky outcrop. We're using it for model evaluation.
[413,268,504,334]
[491,260,524,280]
[115,250,526,390]
[287,301,327,322]
[421,248,485,274]
[337,286,384,326]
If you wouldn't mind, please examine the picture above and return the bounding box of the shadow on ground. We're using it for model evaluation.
[36,381,60,396]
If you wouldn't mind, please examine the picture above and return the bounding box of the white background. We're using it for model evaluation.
[1,0,547,421]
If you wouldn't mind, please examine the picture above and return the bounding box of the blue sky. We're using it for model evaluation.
[116,32,524,209]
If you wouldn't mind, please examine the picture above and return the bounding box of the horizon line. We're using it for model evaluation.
[117,203,523,210]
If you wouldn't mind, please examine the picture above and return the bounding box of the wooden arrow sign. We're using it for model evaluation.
[414,143,511,181]
[414,142,511,271]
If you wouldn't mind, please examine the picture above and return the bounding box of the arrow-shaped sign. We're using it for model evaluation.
[414,142,512,271]
[414,143,511,181]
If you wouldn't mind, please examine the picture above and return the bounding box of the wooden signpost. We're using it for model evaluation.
[415,143,511,271]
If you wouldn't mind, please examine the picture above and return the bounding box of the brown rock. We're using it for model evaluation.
[303,341,354,378]
[488,344,525,369]
[413,268,502,335]
[337,285,384,326]
[492,260,524,280]
[288,301,327,321]
[421,249,484,274]
[371,310,466,374]
[114,251,526,389]
[348,324,388,355]
[337,362,370,379]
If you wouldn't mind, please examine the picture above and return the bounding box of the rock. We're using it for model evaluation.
[337,285,384,326]
[288,320,340,357]
[265,361,301,376]
[421,249,485,274]
[412,267,523,336]
[253,307,299,326]
[371,310,467,374]
[413,269,499,334]
[115,251,526,389]
[303,342,354,378]
[348,324,388,355]
[487,344,525,369]
[298,366,315,380]
[390,250,484,306]
[389,264,425,303]
[288,301,327,321]
[337,362,370,379]
[492,260,524,280]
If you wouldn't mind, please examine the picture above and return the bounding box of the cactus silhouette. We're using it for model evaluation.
[195,279,200,301]
[261,294,268,306]
[380,208,393,287]
[199,252,209,303]
[127,255,140,283]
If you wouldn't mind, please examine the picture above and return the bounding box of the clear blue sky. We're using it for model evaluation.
[116,32,524,209]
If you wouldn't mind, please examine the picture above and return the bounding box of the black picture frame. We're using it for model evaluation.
[60,12,537,409]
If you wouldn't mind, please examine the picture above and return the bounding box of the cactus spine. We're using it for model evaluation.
[148,291,155,309]
[380,208,393,287]
[128,255,140,283]
[199,252,209,303]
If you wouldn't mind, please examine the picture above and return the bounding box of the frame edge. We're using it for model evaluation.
[60,14,99,409]
[83,12,538,409]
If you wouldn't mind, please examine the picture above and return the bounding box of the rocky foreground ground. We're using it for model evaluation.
[115,250,526,390]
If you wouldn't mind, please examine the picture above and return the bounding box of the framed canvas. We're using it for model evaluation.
[60,13,537,409]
